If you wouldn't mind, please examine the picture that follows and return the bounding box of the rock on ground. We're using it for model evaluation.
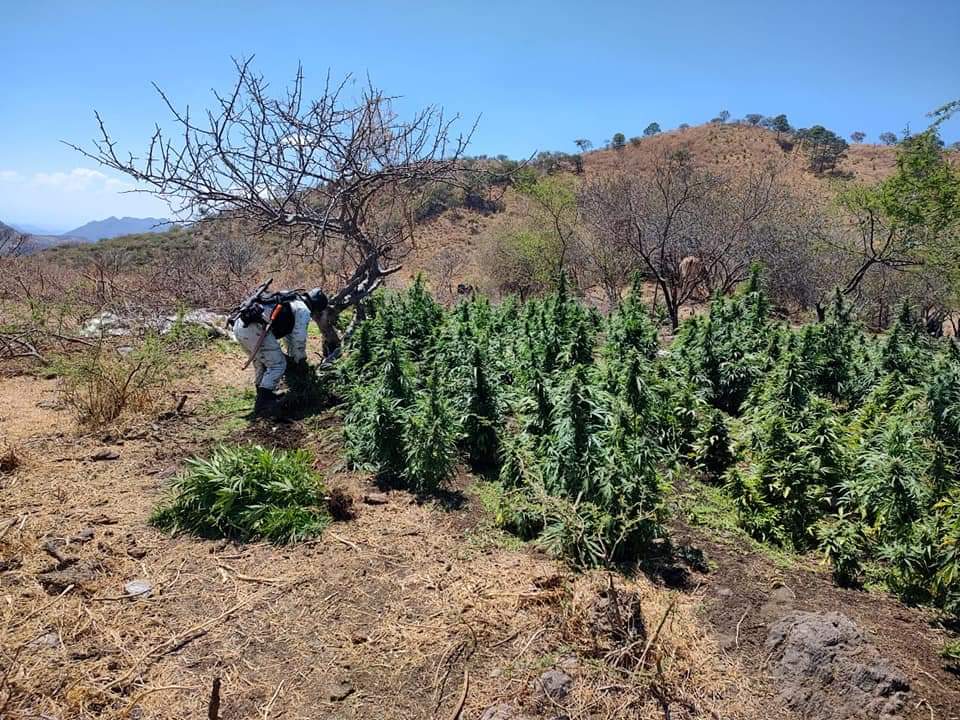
[80,309,229,339]
[531,669,573,700]
[324,681,354,702]
[480,704,518,720]
[765,611,909,720]
[80,312,133,337]
[480,703,538,720]
[124,579,153,598]
[158,310,230,338]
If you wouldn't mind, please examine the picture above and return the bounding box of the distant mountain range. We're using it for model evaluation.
[1,216,175,253]
[1,220,82,253]
[9,221,68,236]
[62,216,173,242]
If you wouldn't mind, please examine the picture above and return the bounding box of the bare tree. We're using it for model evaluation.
[581,151,710,328]
[752,192,850,316]
[581,149,787,328]
[433,247,464,305]
[71,58,473,355]
[830,186,921,297]
[577,224,636,310]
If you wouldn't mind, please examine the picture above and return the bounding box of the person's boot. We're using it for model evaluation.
[253,387,278,418]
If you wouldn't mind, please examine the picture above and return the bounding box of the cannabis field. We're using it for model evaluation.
[330,272,960,640]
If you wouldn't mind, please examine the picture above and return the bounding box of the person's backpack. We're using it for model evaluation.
[228,279,302,338]
[269,301,295,338]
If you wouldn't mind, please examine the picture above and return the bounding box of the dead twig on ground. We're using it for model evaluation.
[101,594,257,691]
[0,646,24,716]
[259,680,284,719]
[512,627,546,660]
[328,532,360,551]
[10,584,74,629]
[0,517,19,543]
[208,677,221,720]
[735,608,749,649]
[216,564,282,585]
[638,596,678,669]
[448,667,469,720]
[118,685,199,718]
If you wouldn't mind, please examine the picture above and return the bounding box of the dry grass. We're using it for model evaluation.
[0,469,778,720]
[585,123,898,189]
[56,343,171,428]
[0,345,783,720]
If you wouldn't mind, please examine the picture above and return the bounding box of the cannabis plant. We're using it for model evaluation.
[151,445,329,543]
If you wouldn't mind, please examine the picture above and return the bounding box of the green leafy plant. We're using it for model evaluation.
[404,365,460,495]
[331,271,960,622]
[151,444,329,543]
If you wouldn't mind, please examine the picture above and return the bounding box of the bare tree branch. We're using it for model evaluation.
[68,59,476,353]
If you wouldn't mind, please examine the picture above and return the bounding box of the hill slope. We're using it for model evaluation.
[27,124,908,291]
[0,220,25,254]
[585,122,897,187]
[400,124,903,293]
[1,219,89,254]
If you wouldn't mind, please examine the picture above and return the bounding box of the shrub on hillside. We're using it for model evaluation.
[794,125,849,174]
[56,335,171,426]
[151,444,329,543]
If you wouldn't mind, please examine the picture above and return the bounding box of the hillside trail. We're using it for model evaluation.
[0,344,956,719]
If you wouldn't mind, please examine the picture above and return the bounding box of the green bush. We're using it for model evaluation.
[404,365,460,494]
[151,444,329,543]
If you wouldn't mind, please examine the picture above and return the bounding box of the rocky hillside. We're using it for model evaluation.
[0,220,26,255]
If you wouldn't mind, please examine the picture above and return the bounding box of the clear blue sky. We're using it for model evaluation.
[2,0,958,231]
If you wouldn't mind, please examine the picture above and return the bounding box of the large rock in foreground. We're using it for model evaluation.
[765,611,909,720]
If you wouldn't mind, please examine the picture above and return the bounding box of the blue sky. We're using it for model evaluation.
[1,0,958,231]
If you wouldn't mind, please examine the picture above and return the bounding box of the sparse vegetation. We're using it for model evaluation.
[55,335,173,426]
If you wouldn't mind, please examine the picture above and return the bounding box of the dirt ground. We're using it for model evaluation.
[670,520,960,720]
[1,342,958,719]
